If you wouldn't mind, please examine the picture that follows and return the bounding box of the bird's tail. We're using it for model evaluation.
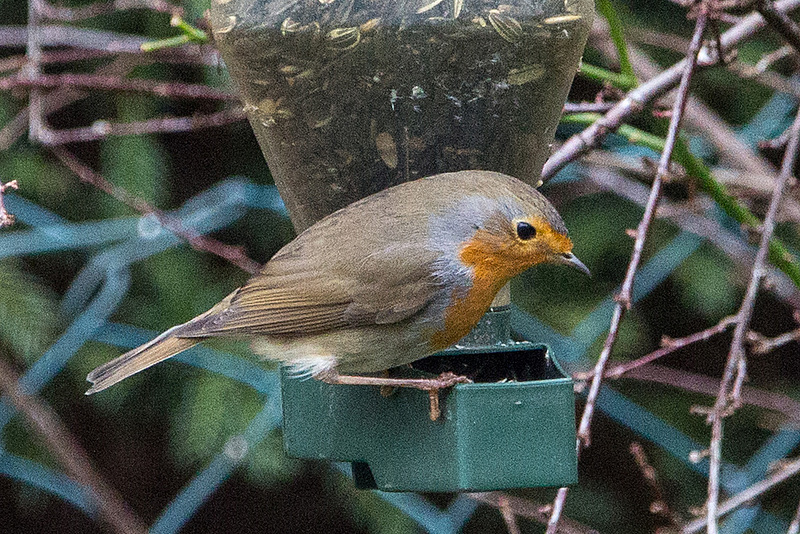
[86,325,202,394]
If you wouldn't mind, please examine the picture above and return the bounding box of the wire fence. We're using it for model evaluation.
[4,1,800,532]
[2,97,800,531]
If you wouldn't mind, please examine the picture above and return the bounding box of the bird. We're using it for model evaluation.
[86,170,589,404]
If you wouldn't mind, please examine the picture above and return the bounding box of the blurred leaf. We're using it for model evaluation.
[244,430,301,484]
[99,95,168,218]
[0,259,60,363]
[333,473,418,534]
[672,247,739,319]
[171,373,262,466]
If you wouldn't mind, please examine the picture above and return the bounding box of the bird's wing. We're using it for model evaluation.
[181,242,441,338]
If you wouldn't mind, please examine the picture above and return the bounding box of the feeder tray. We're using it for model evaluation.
[281,341,578,492]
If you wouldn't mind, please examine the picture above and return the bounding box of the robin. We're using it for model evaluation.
[86,170,589,418]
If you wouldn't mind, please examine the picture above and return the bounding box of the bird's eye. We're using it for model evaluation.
[516,221,536,240]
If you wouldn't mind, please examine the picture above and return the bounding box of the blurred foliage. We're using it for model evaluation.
[2,0,800,533]
[0,259,61,363]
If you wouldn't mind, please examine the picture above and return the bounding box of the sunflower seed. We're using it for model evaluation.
[488,9,523,43]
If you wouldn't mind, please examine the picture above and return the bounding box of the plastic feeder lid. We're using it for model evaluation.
[281,342,578,492]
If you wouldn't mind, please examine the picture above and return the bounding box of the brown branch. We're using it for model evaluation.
[788,498,800,534]
[593,17,778,179]
[25,0,46,145]
[34,0,178,21]
[50,147,261,274]
[0,179,19,228]
[0,53,234,150]
[0,73,237,102]
[756,0,800,53]
[41,108,246,145]
[469,493,599,534]
[563,101,617,114]
[705,86,800,534]
[630,442,682,526]
[545,11,708,534]
[579,156,800,307]
[497,495,522,534]
[608,364,800,422]
[600,316,737,379]
[0,25,218,65]
[0,354,147,534]
[748,327,800,354]
[543,0,800,181]
[683,456,800,533]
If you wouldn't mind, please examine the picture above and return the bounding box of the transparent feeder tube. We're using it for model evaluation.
[210,0,593,344]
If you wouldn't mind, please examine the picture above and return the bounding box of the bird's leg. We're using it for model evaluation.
[314,370,471,421]
[379,369,396,398]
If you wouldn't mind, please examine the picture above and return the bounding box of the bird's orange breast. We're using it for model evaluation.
[429,232,518,351]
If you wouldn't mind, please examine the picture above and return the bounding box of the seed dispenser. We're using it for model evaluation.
[209,0,593,491]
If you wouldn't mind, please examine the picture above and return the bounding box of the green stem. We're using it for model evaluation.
[171,16,209,44]
[140,16,209,52]
[579,62,638,91]
[561,112,800,288]
[140,35,190,52]
[597,0,636,81]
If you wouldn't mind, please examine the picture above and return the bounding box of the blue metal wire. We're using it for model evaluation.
[1,169,797,533]
[0,452,95,514]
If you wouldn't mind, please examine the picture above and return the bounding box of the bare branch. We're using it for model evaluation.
[0,73,237,102]
[606,364,800,422]
[788,498,800,534]
[748,327,800,354]
[546,11,708,533]
[34,0,178,21]
[684,456,800,533]
[0,179,19,228]
[41,109,246,145]
[50,147,261,274]
[630,442,682,526]
[543,0,800,181]
[705,84,800,534]
[469,493,599,534]
[0,353,148,534]
[756,0,800,53]
[601,316,737,379]
[497,495,522,534]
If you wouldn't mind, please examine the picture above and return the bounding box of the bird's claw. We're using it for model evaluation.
[427,371,472,390]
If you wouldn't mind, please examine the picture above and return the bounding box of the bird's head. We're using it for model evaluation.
[429,179,589,288]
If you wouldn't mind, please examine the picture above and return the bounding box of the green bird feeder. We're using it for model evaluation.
[209,0,592,492]
[281,306,578,491]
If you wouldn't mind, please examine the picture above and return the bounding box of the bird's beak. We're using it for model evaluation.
[557,252,591,276]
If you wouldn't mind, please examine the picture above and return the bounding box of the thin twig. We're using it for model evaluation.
[683,456,800,533]
[0,25,219,65]
[748,327,800,354]
[41,108,246,145]
[542,0,800,181]
[601,316,737,379]
[580,157,800,307]
[469,493,599,534]
[788,498,800,534]
[50,147,261,274]
[497,495,522,534]
[35,0,178,21]
[611,364,800,421]
[25,0,46,145]
[545,11,708,534]
[705,88,800,534]
[0,179,19,228]
[0,354,148,534]
[0,73,237,101]
[756,0,800,53]
[630,442,682,526]
[563,101,618,114]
